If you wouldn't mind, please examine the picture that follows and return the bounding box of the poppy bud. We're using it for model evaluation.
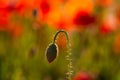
[33,9,38,18]
[46,43,58,63]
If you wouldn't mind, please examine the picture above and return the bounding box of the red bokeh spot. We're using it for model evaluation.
[5,3,24,12]
[73,10,95,26]
[40,0,50,15]
[100,23,112,35]
[73,71,92,80]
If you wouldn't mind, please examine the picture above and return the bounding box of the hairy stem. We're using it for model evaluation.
[53,30,72,80]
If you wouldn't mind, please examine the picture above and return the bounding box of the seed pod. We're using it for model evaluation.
[46,43,58,63]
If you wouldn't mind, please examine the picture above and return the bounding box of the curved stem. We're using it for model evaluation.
[53,30,69,44]
[53,30,72,80]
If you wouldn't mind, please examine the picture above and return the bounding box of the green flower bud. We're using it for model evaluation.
[46,43,58,63]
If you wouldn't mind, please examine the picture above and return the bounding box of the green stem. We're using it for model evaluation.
[53,30,72,80]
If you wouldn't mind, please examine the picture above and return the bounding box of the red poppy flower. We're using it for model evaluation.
[73,10,96,27]
[0,17,9,31]
[56,19,68,30]
[0,1,25,15]
[100,24,111,34]
[0,1,25,31]
[40,0,51,16]
[5,3,24,13]
[73,71,92,80]
[0,10,9,31]
[100,21,116,35]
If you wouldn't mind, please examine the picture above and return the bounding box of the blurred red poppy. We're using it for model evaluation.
[6,3,24,12]
[0,17,9,31]
[57,21,66,29]
[73,71,92,80]
[40,0,51,16]
[100,14,117,35]
[73,10,96,27]
[0,2,25,13]
[100,24,111,34]
[0,8,9,31]
[55,17,70,30]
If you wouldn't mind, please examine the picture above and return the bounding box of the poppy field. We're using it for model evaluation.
[0,0,120,80]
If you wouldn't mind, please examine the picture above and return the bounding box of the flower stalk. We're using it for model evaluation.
[46,30,72,80]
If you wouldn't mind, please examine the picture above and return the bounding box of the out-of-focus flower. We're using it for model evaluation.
[0,1,25,31]
[5,3,24,13]
[100,13,117,35]
[73,10,96,27]
[46,0,94,31]
[63,0,94,30]
[32,8,38,18]
[0,2,25,15]
[0,17,9,31]
[40,0,51,17]
[33,0,51,23]
[55,17,72,31]
[21,0,35,8]
[113,34,120,55]
[29,46,38,57]
[0,6,10,31]
[57,20,66,29]
[100,23,112,34]
[73,71,93,80]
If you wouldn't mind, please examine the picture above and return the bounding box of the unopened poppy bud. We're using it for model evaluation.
[29,46,37,57]
[33,9,38,17]
[46,43,58,63]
